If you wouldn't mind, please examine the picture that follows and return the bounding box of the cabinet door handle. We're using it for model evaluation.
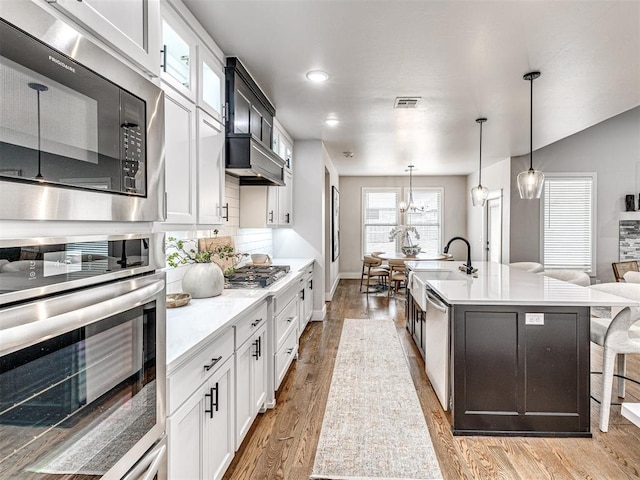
[221,202,229,221]
[161,45,167,72]
[285,213,290,224]
[204,356,222,372]
[251,318,262,327]
[258,336,262,357]
[309,279,313,290]
[269,210,274,223]
[204,383,219,418]
[253,338,260,360]
[301,289,305,301]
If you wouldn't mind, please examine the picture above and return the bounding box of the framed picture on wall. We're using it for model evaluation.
[332,186,340,261]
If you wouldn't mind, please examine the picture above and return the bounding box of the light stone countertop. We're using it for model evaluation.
[406,261,640,307]
[166,258,313,372]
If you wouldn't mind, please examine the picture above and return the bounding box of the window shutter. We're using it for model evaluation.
[542,176,594,272]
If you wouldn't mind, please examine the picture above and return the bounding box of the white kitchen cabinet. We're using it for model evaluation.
[272,281,299,393]
[167,328,235,480]
[234,301,268,449]
[197,109,226,225]
[276,170,294,225]
[48,0,160,76]
[163,86,197,224]
[239,171,293,228]
[161,7,197,102]
[197,45,225,124]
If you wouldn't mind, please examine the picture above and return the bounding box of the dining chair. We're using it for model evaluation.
[388,259,407,297]
[360,256,389,295]
[587,282,640,432]
[509,262,544,273]
[612,260,639,282]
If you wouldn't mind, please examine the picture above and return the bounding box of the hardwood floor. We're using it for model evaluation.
[223,280,640,480]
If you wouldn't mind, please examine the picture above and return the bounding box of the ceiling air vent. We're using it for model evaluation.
[394,96,421,108]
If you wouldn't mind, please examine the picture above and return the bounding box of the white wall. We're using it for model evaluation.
[339,175,468,276]
[273,140,340,318]
[466,157,512,263]
[509,106,640,282]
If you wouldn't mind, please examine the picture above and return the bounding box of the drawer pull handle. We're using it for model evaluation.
[204,383,219,418]
[251,318,263,327]
[253,336,262,359]
[287,317,294,323]
[204,356,223,372]
[287,347,294,355]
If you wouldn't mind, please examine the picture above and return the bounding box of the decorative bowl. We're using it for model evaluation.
[166,293,192,308]
[401,245,422,257]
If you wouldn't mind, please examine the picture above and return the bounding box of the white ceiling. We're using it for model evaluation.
[182,0,640,177]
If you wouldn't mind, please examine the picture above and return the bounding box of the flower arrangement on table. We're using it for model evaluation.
[388,225,421,256]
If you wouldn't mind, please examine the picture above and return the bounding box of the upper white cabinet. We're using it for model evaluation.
[197,109,225,225]
[163,87,197,224]
[273,119,293,171]
[49,0,161,76]
[198,46,225,124]
[239,174,292,228]
[276,170,294,225]
[161,7,197,101]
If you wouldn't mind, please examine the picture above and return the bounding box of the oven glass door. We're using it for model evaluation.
[0,291,159,479]
[0,19,146,196]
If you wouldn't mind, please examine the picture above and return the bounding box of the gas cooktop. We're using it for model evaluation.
[225,265,291,289]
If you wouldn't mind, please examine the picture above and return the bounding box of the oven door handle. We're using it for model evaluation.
[0,278,164,357]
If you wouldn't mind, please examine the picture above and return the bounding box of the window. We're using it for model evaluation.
[406,188,443,256]
[362,188,400,255]
[541,174,596,274]
[362,187,443,256]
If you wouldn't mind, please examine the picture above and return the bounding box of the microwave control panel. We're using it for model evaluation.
[120,91,146,195]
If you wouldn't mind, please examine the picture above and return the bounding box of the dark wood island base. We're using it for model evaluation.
[451,304,592,437]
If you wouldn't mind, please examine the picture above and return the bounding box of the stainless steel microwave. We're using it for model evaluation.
[0,3,165,222]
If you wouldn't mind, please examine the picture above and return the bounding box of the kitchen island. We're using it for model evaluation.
[406,261,638,437]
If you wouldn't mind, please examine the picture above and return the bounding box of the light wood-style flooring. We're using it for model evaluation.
[223,280,640,480]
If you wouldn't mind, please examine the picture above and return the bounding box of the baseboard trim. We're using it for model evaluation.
[312,303,326,321]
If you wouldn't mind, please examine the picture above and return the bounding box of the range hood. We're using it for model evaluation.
[225,57,285,187]
[226,135,285,186]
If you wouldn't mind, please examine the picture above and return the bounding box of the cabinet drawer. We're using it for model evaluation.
[234,301,268,348]
[275,324,298,390]
[273,278,300,316]
[275,296,297,350]
[167,327,234,414]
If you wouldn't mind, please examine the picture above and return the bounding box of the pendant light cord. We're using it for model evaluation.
[478,120,483,185]
[529,74,534,171]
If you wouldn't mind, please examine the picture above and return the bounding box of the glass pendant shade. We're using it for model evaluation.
[517,168,545,199]
[471,184,489,206]
[517,71,543,199]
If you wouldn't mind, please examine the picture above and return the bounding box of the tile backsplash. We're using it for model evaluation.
[166,175,273,293]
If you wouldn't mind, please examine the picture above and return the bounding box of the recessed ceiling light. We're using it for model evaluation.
[306,70,330,82]
[325,118,340,127]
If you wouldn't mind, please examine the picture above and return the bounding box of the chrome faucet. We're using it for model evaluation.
[443,236,476,275]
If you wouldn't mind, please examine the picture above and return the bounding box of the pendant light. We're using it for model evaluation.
[517,71,544,199]
[470,117,488,207]
[399,165,424,213]
[29,82,49,181]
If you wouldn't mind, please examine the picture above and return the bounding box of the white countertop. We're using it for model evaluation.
[406,261,639,307]
[166,258,313,372]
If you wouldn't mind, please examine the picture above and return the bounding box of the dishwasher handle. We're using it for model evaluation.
[426,291,448,313]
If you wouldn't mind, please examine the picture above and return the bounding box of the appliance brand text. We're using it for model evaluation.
[48,55,75,73]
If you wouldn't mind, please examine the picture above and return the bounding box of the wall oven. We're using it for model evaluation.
[0,2,164,222]
[0,233,166,480]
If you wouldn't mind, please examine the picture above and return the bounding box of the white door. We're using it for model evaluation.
[485,195,503,263]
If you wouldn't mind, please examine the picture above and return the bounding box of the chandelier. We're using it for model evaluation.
[399,165,424,213]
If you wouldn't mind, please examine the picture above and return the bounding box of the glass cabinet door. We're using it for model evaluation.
[161,11,196,101]
[198,46,224,124]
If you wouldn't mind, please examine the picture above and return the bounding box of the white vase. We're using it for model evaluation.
[182,263,224,298]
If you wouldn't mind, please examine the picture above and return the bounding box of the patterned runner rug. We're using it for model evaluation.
[311,318,443,480]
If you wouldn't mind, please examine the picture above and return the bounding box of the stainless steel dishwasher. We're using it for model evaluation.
[425,288,451,411]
